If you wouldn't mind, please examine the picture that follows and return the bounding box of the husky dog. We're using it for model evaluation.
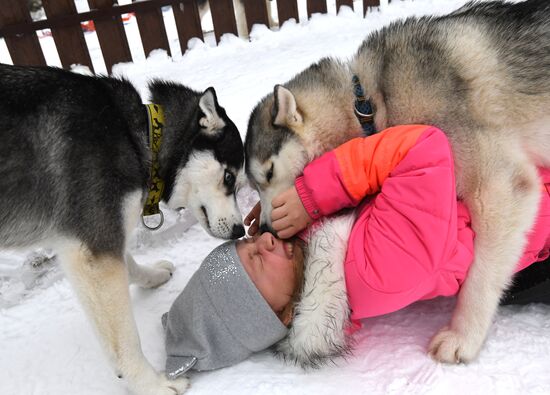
[246,0,550,364]
[196,0,274,37]
[0,64,245,395]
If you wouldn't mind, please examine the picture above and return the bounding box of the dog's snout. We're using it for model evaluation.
[231,224,245,239]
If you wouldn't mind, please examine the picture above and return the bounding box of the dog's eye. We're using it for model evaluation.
[224,170,236,188]
[266,163,274,183]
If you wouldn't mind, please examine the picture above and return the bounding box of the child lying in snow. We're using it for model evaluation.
[162,125,550,377]
[162,232,304,377]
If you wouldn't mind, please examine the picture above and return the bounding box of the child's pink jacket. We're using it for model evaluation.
[295,125,550,320]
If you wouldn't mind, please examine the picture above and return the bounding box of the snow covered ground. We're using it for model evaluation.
[1,0,549,394]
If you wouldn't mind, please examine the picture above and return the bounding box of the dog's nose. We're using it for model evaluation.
[231,224,245,239]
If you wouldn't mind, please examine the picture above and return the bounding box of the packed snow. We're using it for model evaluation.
[1,0,549,394]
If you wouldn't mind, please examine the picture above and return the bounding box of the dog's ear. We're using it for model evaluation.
[271,85,303,128]
[199,87,225,135]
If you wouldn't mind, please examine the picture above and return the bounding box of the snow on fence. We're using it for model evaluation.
[0,0,381,74]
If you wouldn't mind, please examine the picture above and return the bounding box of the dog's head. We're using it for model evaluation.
[245,85,312,232]
[245,58,365,231]
[150,82,245,239]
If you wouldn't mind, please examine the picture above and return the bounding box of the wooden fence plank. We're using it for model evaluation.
[0,0,46,66]
[135,3,171,57]
[0,0,185,38]
[242,0,269,34]
[210,0,238,43]
[172,0,203,54]
[3,0,376,73]
[363,0,380,15]
[88,0,131,74]
[336,0,354,12]
[307,0,327,18]
[42,0,93,71]
[276,0,299,26]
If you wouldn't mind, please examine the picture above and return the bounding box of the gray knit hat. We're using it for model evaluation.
[163,241,289,378]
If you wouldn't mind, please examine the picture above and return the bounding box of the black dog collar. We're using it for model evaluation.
[352,75,375,136]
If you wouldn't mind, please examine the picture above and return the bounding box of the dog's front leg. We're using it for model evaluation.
[59,245,189,395]
[428,141,541,363]
[126,253,175,288]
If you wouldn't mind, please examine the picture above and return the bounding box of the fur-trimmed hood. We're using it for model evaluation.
[274,211,356,368]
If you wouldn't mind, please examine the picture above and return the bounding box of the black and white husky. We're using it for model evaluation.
[0,64,245,395]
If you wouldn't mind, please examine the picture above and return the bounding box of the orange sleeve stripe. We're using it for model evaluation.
[334,125,430,202]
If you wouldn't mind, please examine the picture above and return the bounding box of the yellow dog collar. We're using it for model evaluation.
[142,103,165,230]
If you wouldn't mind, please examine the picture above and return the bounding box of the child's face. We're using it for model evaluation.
[236,233,297,315]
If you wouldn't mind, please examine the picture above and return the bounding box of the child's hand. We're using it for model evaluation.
[244,201,261,236]
[271,186,312,239]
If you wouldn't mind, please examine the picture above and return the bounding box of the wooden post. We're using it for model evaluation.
[363,0,380,15]
[307,0,327,18]
[134,2,171,57]
[336,0,354,12]
[209,0,238,43]
[242,0,270,34]
[276,0,299,26]
[0,0,46,66]
[88,0,131,74]
[172,0,203,54]
[42,0,93,71]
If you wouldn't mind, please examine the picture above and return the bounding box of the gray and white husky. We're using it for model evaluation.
[246,0,550,365]
[0,64,245,395]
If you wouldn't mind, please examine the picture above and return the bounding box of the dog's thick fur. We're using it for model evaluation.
[0,64,245,394]
[246,0,550,365]
[274,212,355,368]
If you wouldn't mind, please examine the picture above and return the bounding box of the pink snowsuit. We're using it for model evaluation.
[295,125,550,321]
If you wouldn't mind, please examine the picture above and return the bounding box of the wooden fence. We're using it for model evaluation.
[0,0,381,74]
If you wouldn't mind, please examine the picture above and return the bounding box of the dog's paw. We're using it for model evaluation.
[130,372,189,395]
[154,260,175,274]
[158,375,189,395]
[428,326,480,364]
[141,260,175,288]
